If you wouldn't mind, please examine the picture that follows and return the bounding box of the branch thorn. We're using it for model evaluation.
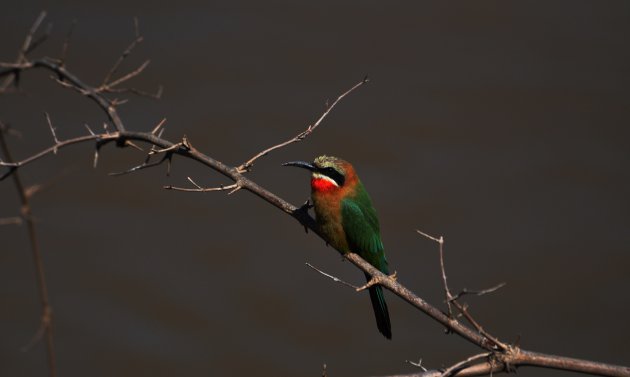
[151,118,166,135]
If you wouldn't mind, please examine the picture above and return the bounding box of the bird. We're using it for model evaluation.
[283,155,392,339]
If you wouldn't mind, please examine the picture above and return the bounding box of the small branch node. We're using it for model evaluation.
[355,272,395,292]
[181,135,192,150]
[227,185,242,195]
[405,358,429,372]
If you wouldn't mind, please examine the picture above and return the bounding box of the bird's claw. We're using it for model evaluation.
[299,198,313,211]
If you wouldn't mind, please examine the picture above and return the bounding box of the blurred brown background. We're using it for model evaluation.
[1,2,629,376]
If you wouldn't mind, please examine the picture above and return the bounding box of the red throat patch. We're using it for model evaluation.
[311,177,337,192]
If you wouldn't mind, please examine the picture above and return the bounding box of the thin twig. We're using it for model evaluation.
[0,11,47,91]
[59,19,76,66]
[449,283,507,302]
[44,112,59,154]
[101,17,143,86]
[441,353,492,377]
[237,76,369,172]
[108,152,170,176]
[101,59,150,90]
[20,11,48,59]
[164,178,239,193]
[104,85,163,99]
[305,262,360,290]
[0,133,105,180]
[417,230,453,317]
[0,122,56,377]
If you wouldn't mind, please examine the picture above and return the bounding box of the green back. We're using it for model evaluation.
[340,182,389,274]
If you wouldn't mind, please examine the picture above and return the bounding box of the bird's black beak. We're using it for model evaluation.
[282,160,317,171]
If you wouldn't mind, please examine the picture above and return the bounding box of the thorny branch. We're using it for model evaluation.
[2,13,629,377]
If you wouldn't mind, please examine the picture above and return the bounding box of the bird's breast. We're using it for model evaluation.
[312,191,350,253]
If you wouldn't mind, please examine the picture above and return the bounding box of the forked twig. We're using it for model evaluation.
[406,358,429,372]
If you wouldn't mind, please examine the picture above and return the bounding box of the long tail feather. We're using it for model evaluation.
[365,273,392,339]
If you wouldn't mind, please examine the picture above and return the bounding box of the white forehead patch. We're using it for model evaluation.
[312,172,339,187]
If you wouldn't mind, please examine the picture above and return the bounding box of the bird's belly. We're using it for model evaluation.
[313,199,349,253]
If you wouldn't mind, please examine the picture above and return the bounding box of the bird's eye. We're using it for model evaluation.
[321,166,345,186]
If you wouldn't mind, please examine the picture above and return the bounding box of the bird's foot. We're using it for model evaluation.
[294,199,313,233]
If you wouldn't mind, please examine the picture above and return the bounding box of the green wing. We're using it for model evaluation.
[340,191,388,274]
[341,188,392,339]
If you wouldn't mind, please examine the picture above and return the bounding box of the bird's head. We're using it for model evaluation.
[283,155,356,192]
